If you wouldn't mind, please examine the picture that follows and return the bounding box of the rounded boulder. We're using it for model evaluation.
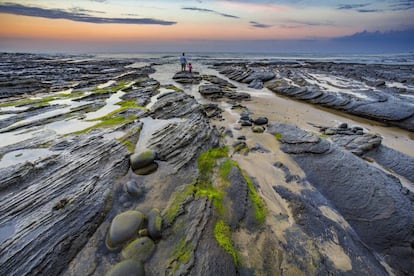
[121,237,155,262]
[253,117,268,125]
[147,208,162,240]
[105,260,145,276]
[252,126,265,133]
[106,210,145,249]
[133,162,158,176]
[130,150,156,171]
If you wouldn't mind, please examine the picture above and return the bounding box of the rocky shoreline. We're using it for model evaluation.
[216,62,414,131]
[0,53,413,275]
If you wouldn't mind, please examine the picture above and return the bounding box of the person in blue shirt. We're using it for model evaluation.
[180,53,187,72]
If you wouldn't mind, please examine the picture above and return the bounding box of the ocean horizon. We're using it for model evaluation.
[3,50,413,65]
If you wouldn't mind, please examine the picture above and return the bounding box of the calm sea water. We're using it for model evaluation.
[93,52,414,65]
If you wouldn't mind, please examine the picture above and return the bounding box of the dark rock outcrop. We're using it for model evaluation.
[148,91,220,171]
[202,75,236,88]
[216,65,275,84]
[0,53,142,98]
[268,122,414,274]
[172,71,202,84]
[199,84,250,100]
[0,131,130,275]
[216,62,414,131]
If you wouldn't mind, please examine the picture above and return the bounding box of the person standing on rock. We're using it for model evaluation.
[180,53,187,72]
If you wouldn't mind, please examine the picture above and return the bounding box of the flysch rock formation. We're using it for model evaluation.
[0,53,413,276]
[268,123,414,274]
[215,62,414,131]
[0,130,130,275]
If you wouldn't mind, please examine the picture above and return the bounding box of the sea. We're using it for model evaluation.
[90,52,414,65]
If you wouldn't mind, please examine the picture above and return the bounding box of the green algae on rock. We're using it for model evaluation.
[133,162,158,175]
[105,260,145,276]
[121,237,155,262]
[130,149,156,171]
[148,208,162,240]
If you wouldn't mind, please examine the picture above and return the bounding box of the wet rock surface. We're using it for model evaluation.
[105,260,145,276]
[199,84,251,100]
[148,91,220,170]
[268,122,414,274]
[106,211,145,249]
[0,131,130,275]
[172,71,202,84]
[1,53,413,276]
[216,62,414,131]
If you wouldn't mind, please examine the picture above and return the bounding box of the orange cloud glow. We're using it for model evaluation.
[0,13,330,42]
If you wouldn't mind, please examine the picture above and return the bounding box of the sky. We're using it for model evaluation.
[0,0,413,53]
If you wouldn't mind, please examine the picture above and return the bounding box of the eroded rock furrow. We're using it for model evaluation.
[0,132,130,276]
[216,63,414,131]
[268,122,414,274]
[148,91,220,171]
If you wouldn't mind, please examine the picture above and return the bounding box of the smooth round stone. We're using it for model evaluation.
[240,120,252,127]
[253,117,268,125]
[125,181,144,197]
[105,260,145,276]
[252,126,265,133]
[121,237,155,262]
[148,208,162,240]
[325,128,336,135]
[130,150,156,170]
[338,123,348,129]
[133,162,158,175]
[107,211,145,249]
[240,112,250,121]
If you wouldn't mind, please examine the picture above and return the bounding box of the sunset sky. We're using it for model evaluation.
[0,0,413,53]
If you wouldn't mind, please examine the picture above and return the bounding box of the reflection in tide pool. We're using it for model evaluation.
[146,88,173,110]
[0,105,28,112]
[0,114,15,120]
[97,80,116,89]
[85,90,125,120]
[135,117,186,152]
[44,119,97,135]
[0,148,55,168]
[0,128,54,147]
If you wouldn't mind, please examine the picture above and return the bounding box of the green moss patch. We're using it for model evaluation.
[164,184,195,225]
[274,133,283,140]
[219,160,267,225]
[214,220,239,264]
[166,146,267,269]
[117,99,144,109]
[73,114,136,135]
[173,237,193,263]
[119,139,134,152]
[219,159,238,186]
[196,186,224,215]
[164,85,183,92]
[93,81,127,94]
[117,126,141,153]
[242,171,267,225]
[197,146,228,183]
[0,91,87,108]
[0,95,55,108]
